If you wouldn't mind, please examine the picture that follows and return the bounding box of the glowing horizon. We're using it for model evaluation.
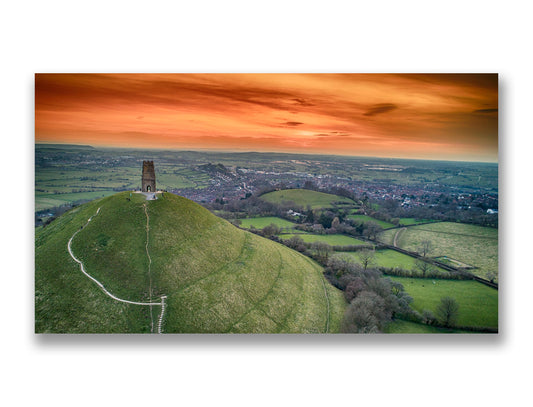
[35,73,498,163]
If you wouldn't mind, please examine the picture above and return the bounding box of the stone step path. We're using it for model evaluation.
[68,206,167,332]
[157,296,167,334]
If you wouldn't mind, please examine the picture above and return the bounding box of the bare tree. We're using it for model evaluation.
[341,291,387,333]
[262,223,280,237]
[358,249,375,272]
[285,235,305,251]
[413,258,433,278]
[418,239,433,257]
[312,241,332,263]
[362,221,383,240]
[435,296,460,327]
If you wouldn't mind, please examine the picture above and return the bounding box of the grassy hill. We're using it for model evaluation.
[259,188,356,209]
[35,192,345,333]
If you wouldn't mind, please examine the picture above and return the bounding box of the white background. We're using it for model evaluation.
[2,1,530,406]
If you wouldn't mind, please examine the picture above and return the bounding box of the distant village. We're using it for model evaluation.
[171,163,498,215]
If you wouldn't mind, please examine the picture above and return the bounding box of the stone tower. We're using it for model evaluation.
[141,161,156,192]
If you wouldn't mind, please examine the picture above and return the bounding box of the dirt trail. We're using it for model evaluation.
[144,204,155,332]
[393,227,406,247]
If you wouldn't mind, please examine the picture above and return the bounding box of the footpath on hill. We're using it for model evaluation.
[67,205,167,333]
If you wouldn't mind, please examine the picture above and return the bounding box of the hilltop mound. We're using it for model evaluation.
[260,188,356,209]
[35,192,345,333]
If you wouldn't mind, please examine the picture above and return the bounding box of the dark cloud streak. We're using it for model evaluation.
[473,108,498,114]
[363,103,398,117]
[284,121,303,126]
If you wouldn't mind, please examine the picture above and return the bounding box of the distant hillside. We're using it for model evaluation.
[35,192,345,333]
[36,143,95,150]
[260,188,357,209]
[198,162,233,176]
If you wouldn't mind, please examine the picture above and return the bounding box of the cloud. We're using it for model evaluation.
[363,103,398,116]
[329,132,351,137]
[292,98,314,107]
[35,74,498,161]
[284,121,304,126]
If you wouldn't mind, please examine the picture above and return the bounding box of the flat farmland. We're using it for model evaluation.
[378,222,498,280]
[156,166,211,190]
[260,189,356,209]
[35,191,117,212]
[35,164,211,212]
[384,320,469,333]
[239,217,296,229]
[389,276,498,329]
[279,233,369,246]
[335,249,448,273]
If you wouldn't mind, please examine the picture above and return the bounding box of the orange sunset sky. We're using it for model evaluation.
[35,73,498,162]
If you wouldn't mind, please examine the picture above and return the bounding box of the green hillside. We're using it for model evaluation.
[35,192,345,333]
[260,188,356,209]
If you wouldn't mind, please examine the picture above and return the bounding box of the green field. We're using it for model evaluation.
[35,192,346,333]
[389,277,498,329]
[398,218,436,226]
[384,320,468,333]
[35,159,211,212]
[334,249,448,273]
[260,188,356,209]
[239,216,296,229]
[347,214,394,229]
[279,233,369,246]
[35,190,118,212]
[378,222,498,280]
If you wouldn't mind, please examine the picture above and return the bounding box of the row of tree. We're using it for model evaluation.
[323,255,461,331]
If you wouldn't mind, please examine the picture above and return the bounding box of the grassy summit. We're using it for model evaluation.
[35,192,345,333]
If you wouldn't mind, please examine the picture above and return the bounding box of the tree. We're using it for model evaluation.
[262,223,280,237]
[285,235,306,252]
[330,216,340,231]
[362,221,383,240]
[418,239,433,257]
[413,258,433,278]
[435,296,460,327]
[311,241,332,263]
[422,309,436,325]
[341,291,387,333]
[383,199,399,212]
[344,277,366,302]
[305,207,315,223]
[358,249,375,272]
[318,211,335,229]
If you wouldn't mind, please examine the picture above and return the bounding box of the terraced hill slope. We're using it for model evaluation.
[35,192,345,333]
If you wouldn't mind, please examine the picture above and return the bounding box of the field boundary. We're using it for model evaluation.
[373,238,498,289]
[381,220,443,231]
[404,225,498,240]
